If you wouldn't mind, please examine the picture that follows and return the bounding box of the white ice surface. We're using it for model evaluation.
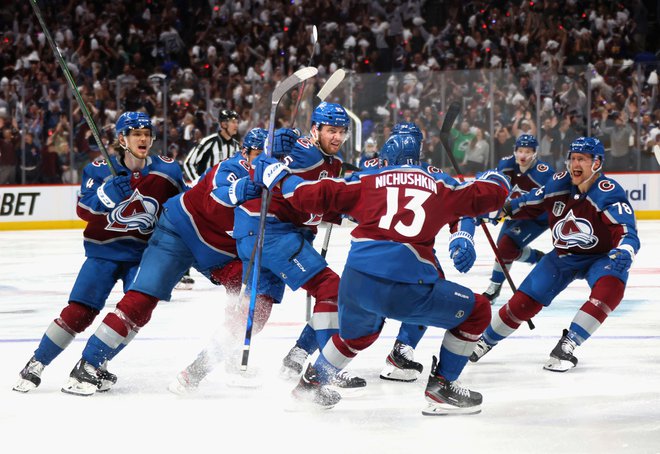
[1,222,659,453]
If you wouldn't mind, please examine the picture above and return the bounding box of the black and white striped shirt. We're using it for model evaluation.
[183,133,240,183]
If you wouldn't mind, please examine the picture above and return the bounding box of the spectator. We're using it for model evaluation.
[0,127,18,184]
[462,127,490,174]
[600,110,634,171]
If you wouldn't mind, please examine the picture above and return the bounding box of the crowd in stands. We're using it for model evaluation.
[1,0,659,185]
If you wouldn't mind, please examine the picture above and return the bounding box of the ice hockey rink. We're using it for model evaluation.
[1,222,659,454]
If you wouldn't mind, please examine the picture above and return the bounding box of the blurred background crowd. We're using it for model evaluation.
[1,0,660,185]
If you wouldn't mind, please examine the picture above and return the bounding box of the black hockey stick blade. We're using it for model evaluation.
[441,102,461,133]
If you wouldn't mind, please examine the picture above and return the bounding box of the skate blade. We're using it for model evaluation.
[61,378,97,396]
[284,392,339,412]
[422,402,482,416]
[379,364,420,382]
[167,380,197,396]
[543,357,576,372]
[174,283,194,290]
[12,378,37,393]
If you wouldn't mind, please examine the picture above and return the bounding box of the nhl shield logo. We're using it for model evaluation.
[552,201,566,217]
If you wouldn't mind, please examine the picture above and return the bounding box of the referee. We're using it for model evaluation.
[183,109,241,184]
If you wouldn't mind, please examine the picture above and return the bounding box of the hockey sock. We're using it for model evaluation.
[105,329,138,362]
[312,354,341,385]
[320,331,380,373]
[396,323,427,349]
[437,331,472,382]
[519,246,543,264]
[34,302,99,365]
[568,275,625,345]
[294,324,319,354]
[484,292,543,345]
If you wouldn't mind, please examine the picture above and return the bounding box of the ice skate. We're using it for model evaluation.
[483,281,502,304]
[280,345,309,380]
[543,329,578,372]
[422,356,482,416]
[175,275,195,290]
[290,364,341,410]
[13,356,45,393]
[380,340,424,382]
[61,359,101,396]
[97,360,117,392]
[329,370,366,392]
[469,338,494,363]
[167,370,201,395]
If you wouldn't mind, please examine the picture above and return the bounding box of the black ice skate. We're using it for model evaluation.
[380,340,424,382]
[175,275,195,290]
[13,356,45,393]
[423,356,482,416]
[97,360,117,392]
[291,364,341,410]
[330,370,367,389]
[469,337,494,362]
[61,359,101,396]
[280,345,309,380]
[483,281,502,304]
[543,329,578,372]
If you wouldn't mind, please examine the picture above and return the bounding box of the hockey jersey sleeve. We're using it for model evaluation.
[599,186,641,255]
[509,184,547,219]
[280,175,362,215]
[77,160,130,217]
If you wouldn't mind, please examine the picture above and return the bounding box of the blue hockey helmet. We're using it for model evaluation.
[568,136,605,163]
[379,134,421,166]
[116,111,152,139]
[242,128,267,154]
[311,102,350,130]
[514,134,538,151]
[392,122,424,142]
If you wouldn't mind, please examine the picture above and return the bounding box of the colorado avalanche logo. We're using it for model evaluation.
[598,180,615,192]
[106,190,159,234]
[552,209,599,250]
[318,170,329,179]
[427,165,443,174]
[537,163,549,172]
[510,183,528,200]
[553,171,567,180]
[159,156,174,163]
[364,158,379,168]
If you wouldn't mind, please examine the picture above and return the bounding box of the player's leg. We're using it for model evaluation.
[291,267,384,408]
[471,250,573,362]
[544,256,627,372]
[13,257,122,393]
[62,218,194,396]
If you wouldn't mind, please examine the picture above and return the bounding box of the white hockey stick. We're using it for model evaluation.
[289,26,318,126]
[241,66,318,370]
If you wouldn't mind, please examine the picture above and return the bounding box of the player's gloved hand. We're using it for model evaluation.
[608,246,634,273]
[228,176,262,205]
[270,128,300,158]
[475,200,512,226]
[448,231,476,273]
[476,169,511,195]
[252,153,290,190]
[97,173,132,209]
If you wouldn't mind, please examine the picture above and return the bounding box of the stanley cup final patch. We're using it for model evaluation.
[553,201,566,217]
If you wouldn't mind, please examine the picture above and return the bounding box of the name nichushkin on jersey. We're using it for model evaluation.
[374,172,437,193]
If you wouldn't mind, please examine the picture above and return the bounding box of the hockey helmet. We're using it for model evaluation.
[392,122,424,142]
[514,134,539,151]
[218,109,239,122]
[115,111,152,138]
[379,134,421,166]
[311,102,350,130]
[567,136,605,163]
[242,128,268,153]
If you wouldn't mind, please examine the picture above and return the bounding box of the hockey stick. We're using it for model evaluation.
[241,67,318,370]
[438,102,534,330]
[289,25,318,126]
[29,0,117,176]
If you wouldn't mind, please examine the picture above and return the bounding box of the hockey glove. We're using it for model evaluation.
[476,169,511,195]
[608,246,635,273]
[228,176,262,205]
[252,153,290,190]
[97,173,132,209]
[475,200,512,226]
[448,231,476,273]
[270,128,300,159]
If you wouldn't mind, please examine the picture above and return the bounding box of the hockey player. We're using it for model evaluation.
[482,134,554,303]
[251,133,511,414]
[469,137,640,372]
[178,109,241,290]
[13,111,185,393]
[234,102,365,389]
[61,129,278,396]
[357,137,378,168]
